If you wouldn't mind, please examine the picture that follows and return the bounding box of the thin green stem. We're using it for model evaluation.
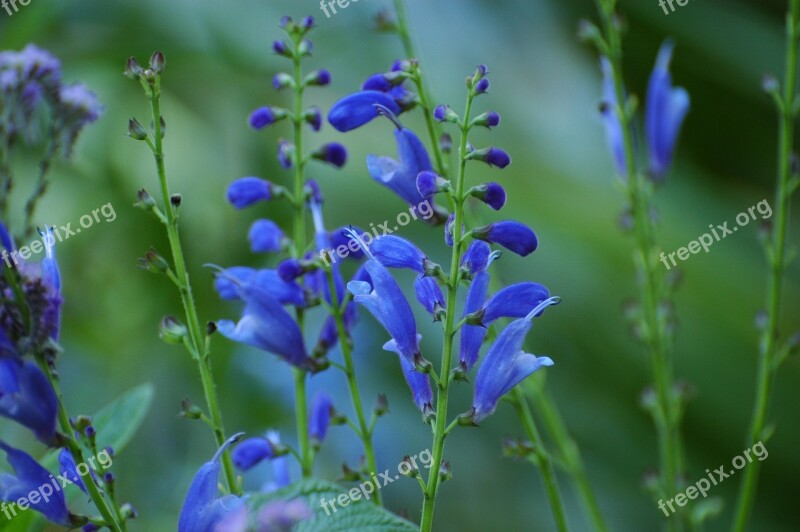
[290,37,312,478]
[22,134,60,238]
[420,92,473,532]
[39,359,121,531]
[147,84,238,495]
[324,268,382,505]
[733,1,799,529]
[511,388,569,532]
[594,2,681,524]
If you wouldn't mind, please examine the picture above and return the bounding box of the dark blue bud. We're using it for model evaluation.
[413,274,445,316]
[308,392,334,444]
[227,177,273,208]
[473,111,501,129]
[302,16,315,29]
[249,107,279,129]
[416,171,449,198]
[279,16,292,28]
[467,146,511,168]
[304,106,322,131]
[278,140,294,169]
[469,182,506,210]
[273,40,291,57]
[249,220,286,253]
[306,69,331,87]
[278,258,305,282]
[273,73,293,91]
[473,221,538,257]
[311,143,347,168]
[460,241,492,275]
[328,91,402,132]
[475,78,490,94]
[434,105,459,123]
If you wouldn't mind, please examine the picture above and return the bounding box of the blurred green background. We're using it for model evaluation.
[1,0,799,530]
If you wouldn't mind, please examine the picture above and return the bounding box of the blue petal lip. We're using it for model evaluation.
[371,234,427,272]
[328,91,401,132]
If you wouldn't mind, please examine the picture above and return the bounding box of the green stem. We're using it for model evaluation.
[733,1,799,529]
[392,0,449,178]
[147,84,238,495]
[22,134,59,238]
[511,388,569,532]
[290,36,312,478]
[420,93,473,532]
[595,2,681,525]
[530,385,607,532]
[324,269,382,504]
[39,359,122,531]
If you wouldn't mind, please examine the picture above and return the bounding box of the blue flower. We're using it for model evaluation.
[0,441,71,527]
[470,182,506,210]
[0,358,58,445]
[328,91,401,132]
[473,221,538,257]
[249,106,277,129]
[58,448,94,494]
[413,275,445,317]
[479,282,550,324]
[472,298,559,423]
[179,434,246,532]
[216,279,312,370]
[227,177,275,209]
[459,271,491,372]
[468,147,511,168]
[311,142,348,168]
[214,267,306,307]
[309,392,334,445]
[600,58,626,177]
[347,235,422,367]
[386,342,433,413]
[370,235,427,273]
[248,219,286,254]
[646,41,689,180]
[460,241,492,276]
[232,433,277,471]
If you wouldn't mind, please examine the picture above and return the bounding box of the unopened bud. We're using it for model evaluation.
[128,118,148,140]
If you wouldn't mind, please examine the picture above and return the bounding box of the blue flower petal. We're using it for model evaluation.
[328,91,401,132]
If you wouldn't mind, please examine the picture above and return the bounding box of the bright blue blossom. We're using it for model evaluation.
[328,91,401,132]
[232,432,278,471]
[471,297,560,423]
[58,448,93,494]
[249,219,286,254]
[0,358,58,445]
[459,270,491,372]
[311,142,348,168]
[470,182,506,210]
[0,441,71,527]
[250,106,277,129]
[479,282,550,324]
[473,220,538,257]
[390,347,433,413]
[309,391,334,445]
[370,234,427,273]
[227,177,275,209]
[646,41,689,180]
[179,434,246,532]
[216,279,312,370]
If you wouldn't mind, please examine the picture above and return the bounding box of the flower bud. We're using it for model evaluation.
[127,118,147,140]
[416,171,450,198]
[248,106,287,130]
[474,78,490,95]
[138,248,170,274]
[304,106,322,131]
[311,143,348,168]
[438,461,452,483]
[466,146,511,168]
[180,398,203,420]
[149,51,166,73]
[170,194,182,208]
[399,456,420,478]
[297,39,313,57]
[160,315,188,345]
[373,394,389,417]
[273,40,292,58]
[434,105,459,124]
[468,182,507,210]
[277,140,295,169]
[273,73,294,91]
[125,57,144,79]
[304,69,331,87]
[135,188,156,210]
[472,111,501,129]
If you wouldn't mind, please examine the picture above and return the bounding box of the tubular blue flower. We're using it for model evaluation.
[470,182,506,211]
[460,241,492,276]
[216,280,312,369]
[305,106,322,131]
[473,221,538,257]
[479,283,550,324]
[311,142,347,168]
[600,58,626,177]
[58,448,93,494]
[227,177,274,209]
[347,251,421,366]
[385,342,433,412]
[249,219,285,253]
[40,227,62,340]
[328,91,401,132]
[308,392,334,444]
[0,358,58,445]
[413,275,445,317]
[646,41,690,180]
[370,235,427,273]
[232,436,275,471]
[214,268,306,307]
[468,147,511,168]
[459,271,491,372]
[328,226,367,260]
[250,106,277,129]
[0,442,71,527]
[179,434,246,532]
[472,298,559,423]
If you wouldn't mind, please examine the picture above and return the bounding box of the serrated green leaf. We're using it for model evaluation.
[247,478,418,532]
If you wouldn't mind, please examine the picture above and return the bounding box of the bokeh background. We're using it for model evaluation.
[1,0,799,530]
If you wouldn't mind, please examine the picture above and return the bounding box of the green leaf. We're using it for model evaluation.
[247,478,418,532]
